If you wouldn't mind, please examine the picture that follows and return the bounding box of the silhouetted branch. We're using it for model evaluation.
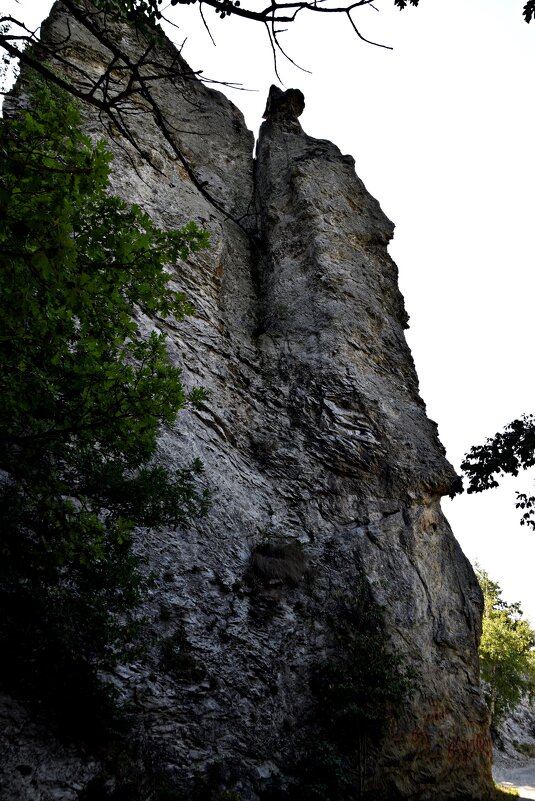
[0,0,420,229]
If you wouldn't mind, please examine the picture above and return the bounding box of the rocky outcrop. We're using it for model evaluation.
[0,4,493,799]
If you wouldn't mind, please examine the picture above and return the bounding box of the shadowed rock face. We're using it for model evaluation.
[0,3,493,799]
[262,85,305,121]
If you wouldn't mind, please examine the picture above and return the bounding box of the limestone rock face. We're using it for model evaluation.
[0,3,493,799]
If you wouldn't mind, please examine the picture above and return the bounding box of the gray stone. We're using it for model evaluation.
[0,3,493,799]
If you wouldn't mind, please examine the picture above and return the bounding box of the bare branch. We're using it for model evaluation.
[168,0,380,25]
[198,2,217,46]
[346,8,393,49]
[264,19,283,84]
[1,0,413,238]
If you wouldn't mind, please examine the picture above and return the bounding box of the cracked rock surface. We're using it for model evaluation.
[0,4,493,800]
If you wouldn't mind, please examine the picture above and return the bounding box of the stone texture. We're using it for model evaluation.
[0,3,493,799]
[492,699,535,794]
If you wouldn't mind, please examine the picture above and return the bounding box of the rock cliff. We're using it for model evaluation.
[0,3,493,799]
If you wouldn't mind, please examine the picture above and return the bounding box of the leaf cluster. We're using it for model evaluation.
[462,415,535,492]
[461,414,535,530]
[0,76,209,736]
[524,1,535,23]
[312,593,413,742]
[477,568,535,725]
[393,0,419,9]
[292,585,414,801]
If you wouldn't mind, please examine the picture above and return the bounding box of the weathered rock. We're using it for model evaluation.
[492,698,535,793]
[0,3,493,799]
[262,85,305,120]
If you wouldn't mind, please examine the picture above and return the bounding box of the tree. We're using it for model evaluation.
[1,0,532,96]
[461,415,535,531]
[96,0,535,26]
[90,0,420,51]
[525,1,535,22]
[0,74,209,737]
[294,586,414,800]
[477,567,535,726]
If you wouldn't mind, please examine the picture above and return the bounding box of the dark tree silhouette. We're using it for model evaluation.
[525,1,535,22]
[461,415,535,531]
[2,0,530,221]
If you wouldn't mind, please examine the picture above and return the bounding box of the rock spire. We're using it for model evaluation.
[0,4,493,799]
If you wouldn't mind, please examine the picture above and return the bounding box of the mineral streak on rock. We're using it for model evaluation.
[0,3,493,799]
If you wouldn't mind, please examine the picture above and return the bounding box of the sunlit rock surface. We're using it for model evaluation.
[0,3,493,799]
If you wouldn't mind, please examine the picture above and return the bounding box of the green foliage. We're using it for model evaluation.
[461,414,535,530]
[0,75,209,736]
[462,415,535,491]
[313,594,413,742]
[292,586,414,801]
[477,567,535,725]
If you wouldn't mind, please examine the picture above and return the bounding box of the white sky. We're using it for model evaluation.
[4,0,535,619]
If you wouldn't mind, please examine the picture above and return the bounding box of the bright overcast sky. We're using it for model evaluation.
[4,0,535,619]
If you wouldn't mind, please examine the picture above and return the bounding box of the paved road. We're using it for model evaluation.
[494,760,535,800]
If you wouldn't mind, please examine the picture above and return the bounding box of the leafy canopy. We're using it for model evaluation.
[525,1,535,22]
[0,75,209,735]
[477,567,535,725]
[461,415,535,530]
